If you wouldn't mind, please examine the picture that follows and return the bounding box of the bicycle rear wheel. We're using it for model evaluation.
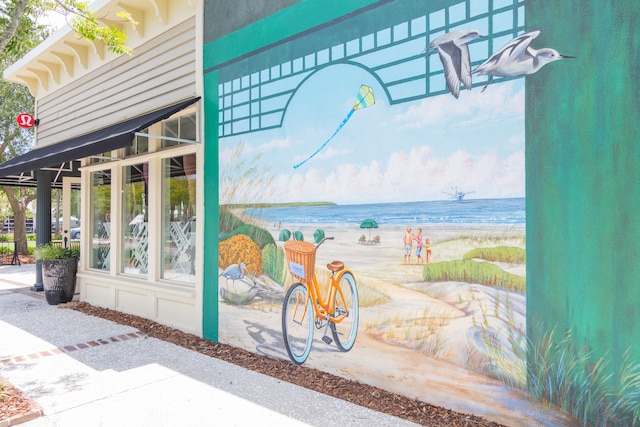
[330,271,359,352]
[282,283,314,364]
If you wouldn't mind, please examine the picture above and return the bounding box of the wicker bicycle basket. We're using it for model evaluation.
[284,240,316,283]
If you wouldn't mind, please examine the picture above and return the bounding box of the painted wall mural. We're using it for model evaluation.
[206,1,639,426]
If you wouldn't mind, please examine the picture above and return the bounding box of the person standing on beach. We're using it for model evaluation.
[425,238,432,263]
[414,228,424,264]
[403,227,413,264]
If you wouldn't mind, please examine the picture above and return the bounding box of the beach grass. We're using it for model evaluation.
[463,246,525,263]
[365,306,452,357]
[422,260,526,293]
[437,227,525,246]
[527,323,640,426]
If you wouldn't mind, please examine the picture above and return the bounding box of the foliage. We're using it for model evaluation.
[278,228,291,241]
[218,234,262,276]
[34,242,79,260]
[218,210,244,236]
[262,243,285,285]
[222,224,275,249]
[422,259,526,293]
[1,0,135,58]
[219,141,273,205]
[527,323,640,426]
[463,246,526,263]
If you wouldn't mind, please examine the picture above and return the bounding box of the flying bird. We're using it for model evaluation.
[472,28,574,91]
[424,30,484,98]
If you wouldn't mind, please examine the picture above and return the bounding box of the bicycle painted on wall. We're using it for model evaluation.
[282,237,359,364]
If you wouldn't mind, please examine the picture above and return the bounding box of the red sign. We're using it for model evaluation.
[16,113,35,128]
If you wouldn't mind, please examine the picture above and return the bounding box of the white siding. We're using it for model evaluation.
[35,17,196,148]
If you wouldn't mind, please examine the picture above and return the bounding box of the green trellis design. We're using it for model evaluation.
[215,0,525,138]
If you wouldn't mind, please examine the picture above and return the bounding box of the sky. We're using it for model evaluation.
[220,65,525,205]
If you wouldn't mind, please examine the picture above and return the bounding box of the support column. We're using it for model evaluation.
[32,169,51,292]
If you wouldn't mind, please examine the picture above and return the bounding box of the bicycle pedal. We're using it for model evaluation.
[322,336,333,345]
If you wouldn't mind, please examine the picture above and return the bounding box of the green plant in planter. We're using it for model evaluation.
[35,244,79,305]
[34,244,80,260]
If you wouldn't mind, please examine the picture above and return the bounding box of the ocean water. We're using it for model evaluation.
[244,198,525,227]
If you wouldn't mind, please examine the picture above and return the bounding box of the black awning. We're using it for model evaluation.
[0,97,200,179]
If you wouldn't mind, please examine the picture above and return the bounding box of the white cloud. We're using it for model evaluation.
[268,144,524,204]
[392,81,525,131]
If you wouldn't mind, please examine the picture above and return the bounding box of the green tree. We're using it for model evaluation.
[0,4,42,254]
[1,0,136,56]
[0,1,135,253]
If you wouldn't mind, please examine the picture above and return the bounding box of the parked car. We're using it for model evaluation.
[70,228,81,239]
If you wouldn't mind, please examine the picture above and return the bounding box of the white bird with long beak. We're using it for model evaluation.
[424,29,484,98]
[472,28,574,91]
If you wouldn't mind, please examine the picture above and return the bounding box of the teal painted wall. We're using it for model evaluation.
[526,0,640,377]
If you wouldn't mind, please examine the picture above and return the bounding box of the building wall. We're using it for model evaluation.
[204,0,302,44]
[526,0,640,385]
[35,17,197,147]
[204,0,639,425]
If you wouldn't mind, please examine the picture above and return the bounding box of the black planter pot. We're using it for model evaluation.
[42,258,78,305]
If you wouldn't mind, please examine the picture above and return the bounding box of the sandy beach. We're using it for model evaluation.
[218,216,574,426]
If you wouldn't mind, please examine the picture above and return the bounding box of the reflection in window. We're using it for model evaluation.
[162,154,196,283]
[161,113,196,148]
[90,151,112,164]
[90,170,111,270]
[122,163,149,276]
[124,128,149,156]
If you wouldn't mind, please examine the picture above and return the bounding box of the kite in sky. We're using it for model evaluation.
[293,84,375,169]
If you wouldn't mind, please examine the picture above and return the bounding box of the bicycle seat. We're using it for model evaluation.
[327,261,344,272]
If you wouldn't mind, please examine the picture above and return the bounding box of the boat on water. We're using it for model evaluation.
[443,186,475,201]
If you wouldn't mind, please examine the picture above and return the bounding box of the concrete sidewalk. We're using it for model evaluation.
[0,264,419,427]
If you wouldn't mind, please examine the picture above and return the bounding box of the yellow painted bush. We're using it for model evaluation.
[219,234,262,276]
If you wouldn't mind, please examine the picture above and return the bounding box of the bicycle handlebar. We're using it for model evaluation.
[315,236,334,250]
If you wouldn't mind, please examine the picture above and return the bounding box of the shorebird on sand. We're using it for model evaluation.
[219,262,247,285]
[472,28,574,91]
[424,29,484,98]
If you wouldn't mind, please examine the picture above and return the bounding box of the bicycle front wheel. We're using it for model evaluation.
[282,283,314,364]
[330,271,359,352]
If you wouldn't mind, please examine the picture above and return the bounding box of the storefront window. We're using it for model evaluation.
[90,170,111,270]
[161,154,196,283]
[122,163,149,276]
[90,151,112,164]
[124,129,149,156]
[161,113,196,148]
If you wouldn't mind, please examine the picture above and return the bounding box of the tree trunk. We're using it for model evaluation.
[3,186,37,255]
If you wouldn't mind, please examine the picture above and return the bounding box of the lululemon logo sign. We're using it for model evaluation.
[16,113,35,128]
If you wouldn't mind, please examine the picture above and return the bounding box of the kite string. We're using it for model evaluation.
[293,108,355,169]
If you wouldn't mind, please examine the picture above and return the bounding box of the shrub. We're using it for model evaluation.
[262,243,285,285]
[218,234,262,276]
[223,224,275,249]
[34,243,79,260]
[422,259,525,293]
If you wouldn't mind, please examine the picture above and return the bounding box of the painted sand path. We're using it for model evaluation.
[219,222,576,426]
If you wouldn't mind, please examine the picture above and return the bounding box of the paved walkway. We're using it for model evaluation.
[0,264,418,427]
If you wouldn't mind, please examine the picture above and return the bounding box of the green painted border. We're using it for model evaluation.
[203,0,386,71]
[525,0,640,378]
[202,70,220,341]
[202,0,382,341]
